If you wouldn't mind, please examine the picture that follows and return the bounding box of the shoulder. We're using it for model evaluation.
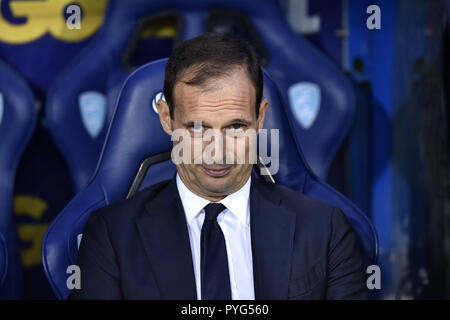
[253,179,359,268]
[253,178,346,231]
[254,178,336,216]
[88,179,173,225]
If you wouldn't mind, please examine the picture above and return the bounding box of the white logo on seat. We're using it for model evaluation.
[79,91,107,138]
[288,82,321,130]
[0,93,3,126]
[77,233,83,250]
[152,92,166,114]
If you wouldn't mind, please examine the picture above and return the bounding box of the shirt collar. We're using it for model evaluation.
[219,177,251,226]
[176,173,251,226]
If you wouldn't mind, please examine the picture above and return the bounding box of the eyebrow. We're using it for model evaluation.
[182,121,207,128]
[227,118,252,126]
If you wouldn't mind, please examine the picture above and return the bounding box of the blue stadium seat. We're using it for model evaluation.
[42,58,377,300]
[46,0,354,192]
[0,59,37,299]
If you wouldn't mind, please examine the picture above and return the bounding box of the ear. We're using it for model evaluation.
[157,99,173,135]
[256,98,269,133]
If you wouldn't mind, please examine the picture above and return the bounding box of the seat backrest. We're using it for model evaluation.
[43,58,377,300]
[0,59,37,299]
[45,0,354,192]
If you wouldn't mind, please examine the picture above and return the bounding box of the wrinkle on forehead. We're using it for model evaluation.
[173,69,256,120]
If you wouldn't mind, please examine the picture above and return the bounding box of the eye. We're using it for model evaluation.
[229,123,245,131]
[187,122,203,132]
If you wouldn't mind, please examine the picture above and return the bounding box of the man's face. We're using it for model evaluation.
[158,67,268,201]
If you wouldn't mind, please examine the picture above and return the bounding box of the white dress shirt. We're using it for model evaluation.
[176,173,255,300]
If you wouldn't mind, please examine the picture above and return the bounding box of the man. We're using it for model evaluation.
[69,33,365,300]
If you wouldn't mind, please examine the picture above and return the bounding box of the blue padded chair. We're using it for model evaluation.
[46,0,354,192]
[43,58,377,300]
[0,59,37,299]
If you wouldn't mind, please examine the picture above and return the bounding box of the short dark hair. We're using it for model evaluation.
[163,32,263,118]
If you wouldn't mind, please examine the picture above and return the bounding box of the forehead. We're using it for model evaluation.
[172,68,256,120]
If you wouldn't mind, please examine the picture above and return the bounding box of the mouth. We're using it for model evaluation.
[200,165,233,177]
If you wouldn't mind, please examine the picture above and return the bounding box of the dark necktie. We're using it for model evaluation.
[200,202,232,300]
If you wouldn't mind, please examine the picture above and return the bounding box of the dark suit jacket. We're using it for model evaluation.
[69,175,366,300]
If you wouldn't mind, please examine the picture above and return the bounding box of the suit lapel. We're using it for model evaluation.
[135,177,197,299]
[250,178,296,299]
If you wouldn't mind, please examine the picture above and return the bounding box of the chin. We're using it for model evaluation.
[199,176,234,194]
